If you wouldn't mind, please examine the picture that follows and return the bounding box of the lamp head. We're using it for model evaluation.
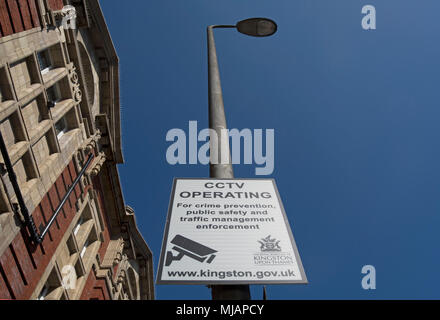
[236,18,278,37]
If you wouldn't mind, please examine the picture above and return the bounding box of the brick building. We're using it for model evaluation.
[0,0,154,299]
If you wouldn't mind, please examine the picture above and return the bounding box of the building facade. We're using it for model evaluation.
[0,0,154,300]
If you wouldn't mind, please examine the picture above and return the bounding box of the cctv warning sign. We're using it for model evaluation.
[156,178,308,285]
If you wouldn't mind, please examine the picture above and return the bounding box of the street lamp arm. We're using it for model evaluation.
[208,25,236,29]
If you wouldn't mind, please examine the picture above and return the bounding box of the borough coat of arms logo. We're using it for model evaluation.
[258,235,282,252]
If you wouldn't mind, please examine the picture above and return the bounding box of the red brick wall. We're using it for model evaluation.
[74,166,117,300]
[92,175,111,262]
[78,174,113,300]
[0,0,41,38]
[0,160,81,299]
[0,155,115,300]
[0,156,117,300]
[47,0,63,11]
[80,269,110,300]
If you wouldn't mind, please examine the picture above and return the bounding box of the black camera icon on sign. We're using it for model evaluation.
[165,235,217,266]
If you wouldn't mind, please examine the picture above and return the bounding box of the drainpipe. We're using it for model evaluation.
[39,152,94,240]
[0,131,94,244]
[0,132,41,244]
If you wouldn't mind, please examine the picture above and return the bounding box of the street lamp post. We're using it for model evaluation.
[207,18,277,300]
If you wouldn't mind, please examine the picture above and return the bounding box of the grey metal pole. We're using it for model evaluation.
[207,25,251,300]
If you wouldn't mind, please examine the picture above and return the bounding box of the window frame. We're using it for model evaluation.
[38,285,49,300]
[46,83,62,106]
[73,216,83,236]
[37,50,53,75]
[55,117,68,139]
[80,239,89,258]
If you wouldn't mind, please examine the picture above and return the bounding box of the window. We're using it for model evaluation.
[73,217,83,236]
[55,117,67,139]
[35,269,63,300]
[66,235,77,255]
[80,239,89,258]
[37,50,52,74]
[0,112,26,146]
[0,67,13,102]
[47,84,62,107]
[38,285,49,300]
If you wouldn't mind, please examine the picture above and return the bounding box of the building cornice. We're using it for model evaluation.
[87,0,123,164]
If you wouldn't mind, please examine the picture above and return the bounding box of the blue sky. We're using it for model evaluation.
[100,0,440,299]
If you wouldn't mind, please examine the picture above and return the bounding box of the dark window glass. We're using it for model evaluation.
[37,50,51,73]
[47,85,61,104]
[55,117,67,138]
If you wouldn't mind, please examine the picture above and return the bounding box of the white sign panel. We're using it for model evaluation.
[157,178,308,285]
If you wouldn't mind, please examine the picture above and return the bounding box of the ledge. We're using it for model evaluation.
[0,100,18,120]
[6,141,29,165]
[0,27,41,45]
[42,67,67,86]
[16,83,43,102]
[50,99,75,123]
[28,119,52,145]
[59,128,81,152]
[75,219,94,250]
